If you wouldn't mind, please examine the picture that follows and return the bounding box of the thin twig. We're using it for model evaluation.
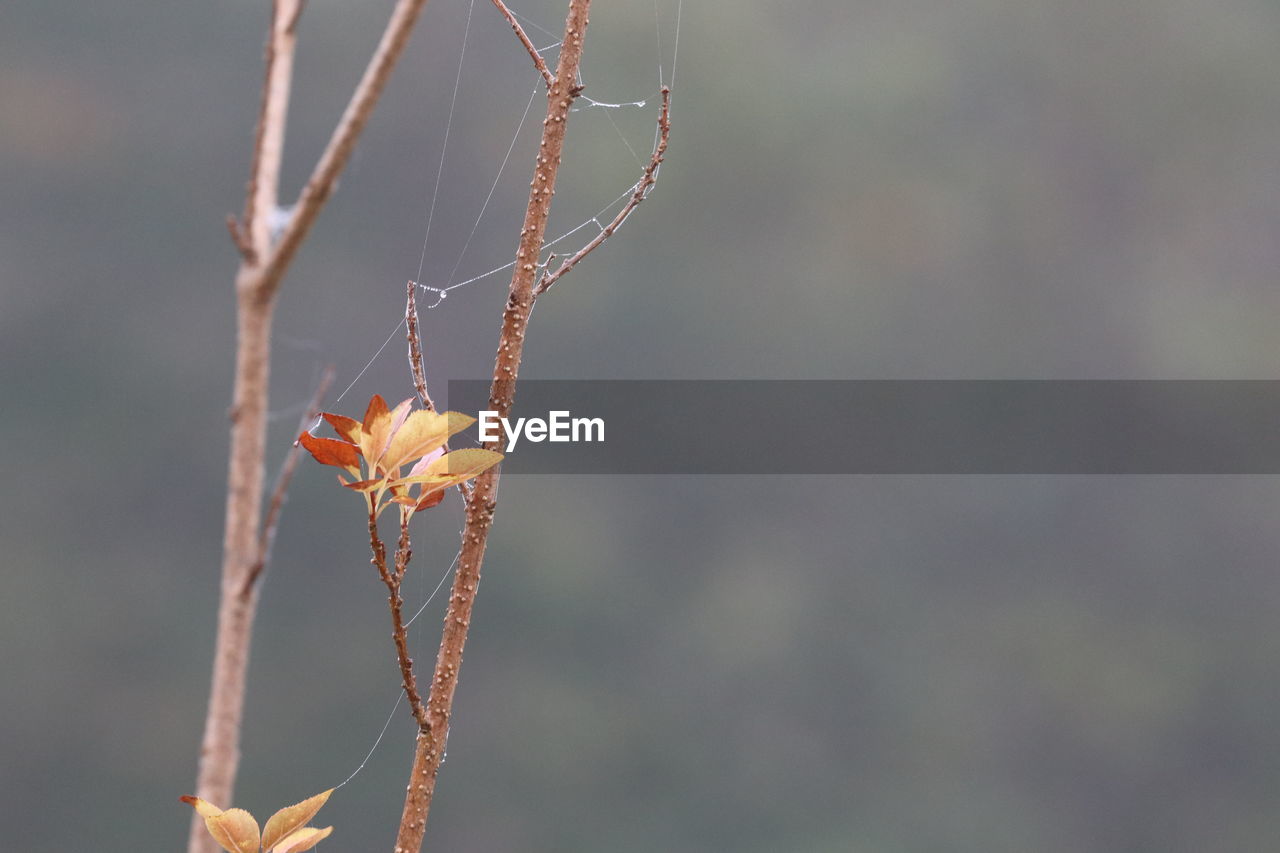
[392,3,595,850]
[241,365,335,596]
[243,0,303,263]
[489,0,555,89]
[405,281,435,411]
[369,510,430,730]
[534,85,671,298]
[406,282,474,500]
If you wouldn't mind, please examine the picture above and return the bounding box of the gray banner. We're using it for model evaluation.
[444,380,1280,474]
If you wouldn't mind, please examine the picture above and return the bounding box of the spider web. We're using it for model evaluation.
[319,0,682,792]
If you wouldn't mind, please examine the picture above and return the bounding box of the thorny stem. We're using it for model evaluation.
[369,510,430,730]
[191,0,434,849]
[392,2,594,850]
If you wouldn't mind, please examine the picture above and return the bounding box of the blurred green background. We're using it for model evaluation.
[5,1,1280,851]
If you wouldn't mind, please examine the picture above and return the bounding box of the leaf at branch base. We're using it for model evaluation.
[179,795,223,818]
[204,808,261,853]
[271,825,334,853]
[261,789,334,852]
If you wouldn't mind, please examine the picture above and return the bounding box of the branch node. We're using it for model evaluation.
[225,215,255,261]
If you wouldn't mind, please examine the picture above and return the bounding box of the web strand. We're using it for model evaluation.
[415,0,478,285]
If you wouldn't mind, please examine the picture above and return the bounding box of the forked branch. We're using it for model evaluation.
[534,86,671,298]
[193,0,436,850]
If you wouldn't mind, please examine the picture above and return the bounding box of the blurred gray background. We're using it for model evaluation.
[5,1,1280,851]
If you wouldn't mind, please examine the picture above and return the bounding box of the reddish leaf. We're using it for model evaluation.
[361,394,390,433]
[297,431,360,473]
[414,488,447,511]
[321,412,362,445]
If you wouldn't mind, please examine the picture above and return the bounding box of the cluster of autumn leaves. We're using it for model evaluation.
[184,396,502,850]
[182,790,335,853]
[296,394,503,517]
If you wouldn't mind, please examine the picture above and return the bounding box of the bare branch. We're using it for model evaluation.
[534,86,671,298]
[405,281,435,411]
[260,0,435,299]
[241,365,334,596]
[489,0,555,89]
[393,3,595,850]
[192,1,434,850]
[241,0,303,262]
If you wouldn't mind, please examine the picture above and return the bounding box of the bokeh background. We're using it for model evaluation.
[6,1,1280,851]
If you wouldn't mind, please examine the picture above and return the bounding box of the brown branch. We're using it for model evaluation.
[393,2,594,851]
[534,86,670,298]
[191,0,435,850]
[241,365,335,596]
[369,510,430,730]
[406,282,474,500]
[405,281,435,412]
[258,0,436,301]
[489,0,555,89]
[240,0,303,264]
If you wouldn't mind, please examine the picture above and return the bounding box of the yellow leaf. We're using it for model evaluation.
[271,825,334,853]
[381,409,460,471]
[205,808,261,853]
[411,448,503,481]
[362,396,413,471]
[262,789,334,852]
[180,795,223,819]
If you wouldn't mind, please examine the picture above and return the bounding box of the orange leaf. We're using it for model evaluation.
[271,826,334,853]
[341,477,384,492]
[262,789,333,852]
[204,808,261,853]
[321,412,362,444]
[361,394,390,432]
[415,488,447,511]
[180,795,223,819]
[298,431,360,474]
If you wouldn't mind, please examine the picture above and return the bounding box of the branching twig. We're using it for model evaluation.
[192,0,435,849]
[259,0,436,300]
[240,0,304,264]
[241,366,335,596]
[489,0,555,89]
[534,86,671,298]
[391,2,595,850]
